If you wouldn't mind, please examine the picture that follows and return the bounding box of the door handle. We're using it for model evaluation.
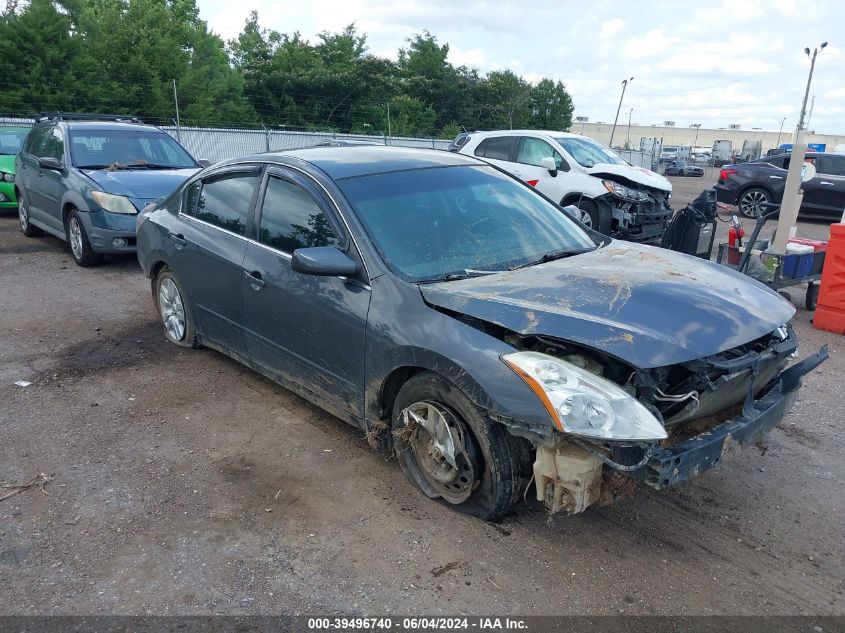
[244,270,266,289]
[769,175,783,179]
[169,233,187,247]
[820,181,834,186]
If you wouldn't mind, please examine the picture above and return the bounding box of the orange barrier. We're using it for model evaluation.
[814,223,845,335]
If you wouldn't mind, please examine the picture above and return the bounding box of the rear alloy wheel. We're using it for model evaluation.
[738,187,770,219]
[391,372,531,521]
[18,197,43,237]
[66,208,103,267]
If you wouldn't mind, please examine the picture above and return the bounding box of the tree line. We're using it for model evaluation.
[0,0,574,138]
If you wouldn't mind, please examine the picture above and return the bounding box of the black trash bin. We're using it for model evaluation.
[661,188,718,259]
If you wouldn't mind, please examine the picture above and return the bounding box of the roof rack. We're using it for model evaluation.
[36,112,143,124]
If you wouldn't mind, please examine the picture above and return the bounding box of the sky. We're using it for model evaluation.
[197,0,845,134]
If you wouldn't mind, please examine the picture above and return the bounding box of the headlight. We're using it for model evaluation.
[91,191,137,214]
[502,351,667,441]
[602,180,648,202]
[0,171,14,183]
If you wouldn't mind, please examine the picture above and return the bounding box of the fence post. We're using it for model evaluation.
[262,123,270,152]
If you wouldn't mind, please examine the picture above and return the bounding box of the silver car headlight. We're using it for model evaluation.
[602,180,648,202]
[91,191,137,214]
[502,351,667,441]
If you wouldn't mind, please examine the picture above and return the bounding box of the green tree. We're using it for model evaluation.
[529,78,573,131]
[479,70,532,129]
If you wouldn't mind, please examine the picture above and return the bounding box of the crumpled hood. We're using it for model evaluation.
[83,168,198,208]
[586,162,672,193]
[420,241,794,369]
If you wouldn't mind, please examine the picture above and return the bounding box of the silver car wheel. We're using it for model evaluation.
[159,278,186,342]
[739,190,767,218]
[18,199,28,231]
[69,217,83,259]
[579,209,593,227]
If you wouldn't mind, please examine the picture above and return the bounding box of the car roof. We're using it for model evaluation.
[469,129,579,139]
[36,120,162,132]
[239,145,484,180]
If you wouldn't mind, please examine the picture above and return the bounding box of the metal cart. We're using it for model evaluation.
[716,209,825,311]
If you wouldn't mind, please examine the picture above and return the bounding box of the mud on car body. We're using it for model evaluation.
[135,146,827,521]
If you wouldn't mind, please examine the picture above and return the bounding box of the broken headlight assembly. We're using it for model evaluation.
[91,191,137,215]
[602,179,648,202]
[502,351,667,441]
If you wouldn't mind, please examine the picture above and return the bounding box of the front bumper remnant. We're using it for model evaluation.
[637,346,829,489]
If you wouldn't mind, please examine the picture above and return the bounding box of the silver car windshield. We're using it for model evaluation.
[555,137,627,168]
[338,165,597,283]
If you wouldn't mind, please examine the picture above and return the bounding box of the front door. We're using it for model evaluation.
[241,167,371,420]
[173,167,262,355]
[814,155,845,215]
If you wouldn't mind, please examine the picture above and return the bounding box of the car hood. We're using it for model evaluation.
[586,163,672,192]
[0,154,15,174]
[419,241,794,369]
[82,168,199,208]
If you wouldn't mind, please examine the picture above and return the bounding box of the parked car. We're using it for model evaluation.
[0,126,30,212]
[455,130,673,241]
[664,160,704,177]
[15,113,202,266]
[136,145,826,520]
[715,152,845,219]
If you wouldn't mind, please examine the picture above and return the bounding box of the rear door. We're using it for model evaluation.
[174,166,262,355]
[814,155,845,215]
[472,135,517,173]
[240,166,371,420]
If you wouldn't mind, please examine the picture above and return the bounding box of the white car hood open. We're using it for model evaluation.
[586,163,672,193]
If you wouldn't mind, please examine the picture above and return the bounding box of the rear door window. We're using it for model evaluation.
[184,172,260,236]
[818,156,845,176]
[257,175,341,253]
[478,136,515,161]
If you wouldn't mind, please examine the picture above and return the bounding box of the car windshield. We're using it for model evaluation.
[337,165,597,283]
[555,137,627,167]
[68,129,197,169]
[0,128,29,155]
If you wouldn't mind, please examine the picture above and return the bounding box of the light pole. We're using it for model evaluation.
[608,76,633,149]
[692,123,701,149]
[772,42,827,255]
[775,116,787,149]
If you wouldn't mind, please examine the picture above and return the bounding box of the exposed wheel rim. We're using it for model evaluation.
[739,190,767,218]
[401,401,478,504]
[578,209,593,227]
[159,278,186,342]
[69,217,83,259]
[18,199,28,231]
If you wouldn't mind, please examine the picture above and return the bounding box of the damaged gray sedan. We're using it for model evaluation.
[136,146,827,520]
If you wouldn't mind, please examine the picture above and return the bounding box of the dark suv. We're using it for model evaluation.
[15,113,201,266]
[715,152,845,219]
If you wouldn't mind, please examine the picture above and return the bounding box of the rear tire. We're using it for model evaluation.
[66,208,103,267]
[391,371,531,521]
[805,282,819,311]
[18,196,43,237]
[576,199,612,235]
[738,187,770,219]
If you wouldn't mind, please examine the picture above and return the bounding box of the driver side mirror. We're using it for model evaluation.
[540,156,558,176]
[291,246,360,277]
[562,205,581,222]
[38,157,63,171]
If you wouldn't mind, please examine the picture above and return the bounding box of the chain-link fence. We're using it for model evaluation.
[0,118,451,163]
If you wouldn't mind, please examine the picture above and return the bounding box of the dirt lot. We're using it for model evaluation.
[1,179,843,616]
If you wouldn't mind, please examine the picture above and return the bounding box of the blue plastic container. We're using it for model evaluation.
[798,254,814,277]
[782,254,799,278]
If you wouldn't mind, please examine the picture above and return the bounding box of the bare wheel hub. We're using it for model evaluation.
[401,401,479,504]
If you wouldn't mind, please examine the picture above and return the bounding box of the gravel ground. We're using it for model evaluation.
[0,179,843,616]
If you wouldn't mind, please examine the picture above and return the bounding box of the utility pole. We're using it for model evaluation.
[172,79,181,142]
[692,123,701,149]
[608,76,633,149]
[386,101,391,138]
[772,42,827,255]
[626,108,633,147]
[775,116,787,149]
